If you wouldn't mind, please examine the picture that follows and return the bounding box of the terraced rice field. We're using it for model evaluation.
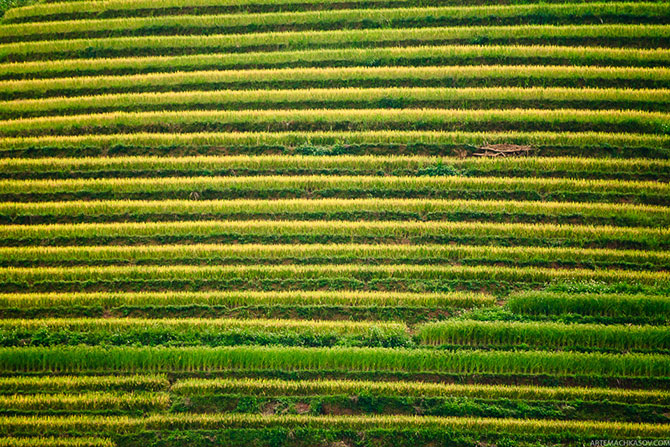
[0,0,668,445]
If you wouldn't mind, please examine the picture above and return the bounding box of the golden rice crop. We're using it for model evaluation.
[3,87,669,118]
[170,377,670,404]
[0,438,114,447]
[0,374,169,393]
[0,155,667,178]
[0,264,666,285]
[1,244,667,268]
[0,317,408,335]
[0,392,170,411]
[2,4,664,42]
[0,413,667,437]
[0,290,494,309]
[1,220,665,249]
[1,174,666,196]
[2,45,668,80]
[4,25,666,60]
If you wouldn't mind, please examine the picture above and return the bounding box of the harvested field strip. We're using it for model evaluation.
[4,109,670,138]
[507,291,670,318]
[170,377,670,404]
[7,66,670,100]
[2,346,669,377]
[0,375,169,393]
[0,198,666,227]
[1,155,667,182]
[2,220,665,250]
[7,0,665,23]
[2,174,667,205]
[4,88,670,119]
[3,132,670,160]
[2,4,666,44]
[5,46,670,81]
[0,392,170,412]
[416,320,670,351]
[4,25,669,63]
[1,244,668,270]
[0,264,666,291]
[0,290,494,310]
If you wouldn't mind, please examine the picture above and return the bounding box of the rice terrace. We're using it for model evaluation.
[0,0,669,445]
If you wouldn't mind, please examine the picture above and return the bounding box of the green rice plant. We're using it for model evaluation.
[3,108,670,137]
[170,377,670,404]
[0,198,666,227]
[507,291,670,319]
[0,438,114,447]
[1,220,666,250]
[4,87,670,119]
[0,375,169,393]
[0,392,170,411]
[1,244,667,270]
[1,155,667,182]
[2,4,665,43]
[0,264,666,292]
[3,45,669,81]
[1,346,669,377]
[2,25,667,62]
[0,290,494,310]
[0,413,668,437]
[416,320,670,351]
